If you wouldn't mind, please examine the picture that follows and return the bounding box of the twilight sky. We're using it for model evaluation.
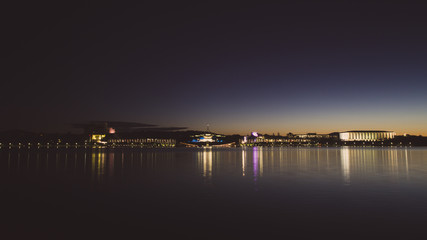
[3,1,427,135]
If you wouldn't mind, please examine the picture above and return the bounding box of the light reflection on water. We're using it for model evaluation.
[2,147,427,238]
[2,147,425,186]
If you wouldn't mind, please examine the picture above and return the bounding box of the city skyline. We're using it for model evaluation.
[3,2,427,238]
[1,119,424,137]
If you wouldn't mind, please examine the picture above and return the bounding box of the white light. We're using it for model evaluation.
[339,132,350,141]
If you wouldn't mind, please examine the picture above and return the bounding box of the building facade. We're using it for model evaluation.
[107,138,176,147]
[339,131,395,142]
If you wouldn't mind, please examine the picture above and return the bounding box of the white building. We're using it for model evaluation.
[339,131,395,142]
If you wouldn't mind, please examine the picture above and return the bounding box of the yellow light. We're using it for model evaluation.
[91,134,106,142]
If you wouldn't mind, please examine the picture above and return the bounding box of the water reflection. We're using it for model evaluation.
[339,147,409,184]
[3,147,427,239]
[91,151,106,182]
[341,147,351,184]
[242,148,246,176]
[1,147,425,186]
[198,148,213,182]
[251,147,264,184]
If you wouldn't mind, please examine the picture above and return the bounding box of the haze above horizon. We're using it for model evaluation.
[3,1,427,135]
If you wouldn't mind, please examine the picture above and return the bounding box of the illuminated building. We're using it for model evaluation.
[189,133,224,146]
[73,121,185,147]
[288,132,331,139]
[107,138,176,147]
[339,131,395,141]
[90,134,106,143]
[240,131,335,146]
[191,133,220,143]
[182,132,235,147]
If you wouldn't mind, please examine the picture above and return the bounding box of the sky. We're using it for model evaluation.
[2,1,427,135]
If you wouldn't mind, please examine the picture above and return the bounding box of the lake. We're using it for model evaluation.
[2,147,427,239]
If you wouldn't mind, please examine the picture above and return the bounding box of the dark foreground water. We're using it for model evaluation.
[1,147,427,239]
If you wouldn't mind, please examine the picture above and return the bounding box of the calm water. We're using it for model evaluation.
[2,147,427,239]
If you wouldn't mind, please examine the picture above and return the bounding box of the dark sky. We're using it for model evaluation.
[3,1,427,134]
